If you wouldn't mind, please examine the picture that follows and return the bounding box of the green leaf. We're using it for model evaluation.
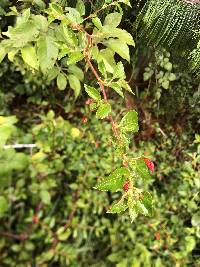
[92,17,102,30]
[108,199,128,213]
[104,39,130,62]
[68,74,81,98]
[65,7,83,24]
[67,51,84,65]
[98,48,116,73]
[0,196,8,216]
[3,21,40,48]
[191,213,200,227]
[129,207,138,222]
[68,65,84,81]
[110,83,124,98]
[104,12,122,28]
[185,236,196,252]
[37,35,58,74]
[130,159,151,181]
[141,191,154,216]
[120,80,133,94]
[33,15,48,32]
[40,190,51,205]
[96,103,111,119]
[84,85,101,101]
[12,153,29,171]
[94,167,129,192]
[120,110,139,132]
[61,25,78,47]
[101,26,135,46]
[21,45,38,69]
[0,46,6,63]
[113,62,125,79]
[47,66,60,81]
[76,0,85,16]
[57,73,67,90]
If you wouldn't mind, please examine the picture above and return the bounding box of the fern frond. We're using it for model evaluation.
[137,0,200,53]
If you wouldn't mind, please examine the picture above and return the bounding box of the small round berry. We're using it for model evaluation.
[123,181,129,192]
[144,158,154,172]
[82,117,88,124]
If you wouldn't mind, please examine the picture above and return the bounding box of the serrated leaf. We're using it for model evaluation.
[95,167,129,192]
[57,73,67,90]
[130,159,151,181]
[68,74,81,98]
[3,21,40,48]
[76,0,85,16]
[104,39,130,62]
[113,62,125,79]
[67,51,84,65]
[120,80,133,94]
[110,83,124,98]
[108,199,128,213]
[33,15,48,32]
[84,85,101,101]
[96,103,111,119]
[120,110,139,132]
[98,48,116,73]
[21,45,38,69]
[104,12,122,28]
[101,26,135,46]
[37,35,58,74]
[141,191,154,216]
[92,17,102,29]
[65,7,83,24]
[129,207,138,222]
[68,65,84,81]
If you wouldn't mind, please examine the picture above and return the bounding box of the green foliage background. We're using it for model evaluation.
[0,0,200,266]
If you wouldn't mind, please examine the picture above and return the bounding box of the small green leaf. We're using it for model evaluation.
[37,35,58,74]
[76,0,85,16]
[130,159,151,181]
[96,102,111,119]
[68,74,81,98]
[40,190,51,205]
[67,51,84,65]
[57,73,67,90]
[95,167,129,192]
[84,85,101,101]
[108,199,128,213]
[191,213,200,227]
[92,17,102,29]
[33,15,48,32]
[104,12,122,28]
[68,65,84,81]
[104,39,130,62]
[120,110,139,132]
[47,66,60,81]
[65,7,83,24]
[21,45,38,69]
[98,48,116,73]
[110,83,124,98]
[113,62,125,79]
